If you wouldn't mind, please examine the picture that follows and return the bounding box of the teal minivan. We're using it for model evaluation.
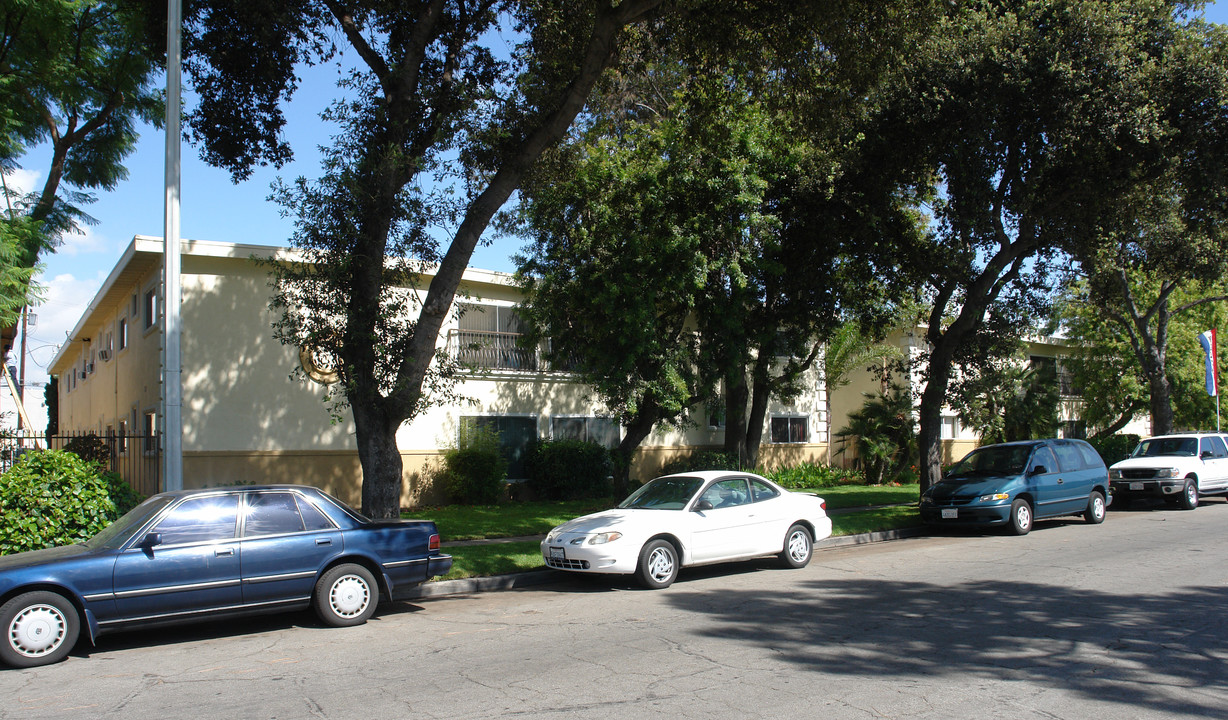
[919,439,1111,535]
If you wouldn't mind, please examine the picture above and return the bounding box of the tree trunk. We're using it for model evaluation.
[918,341,957,494]
[352,404,404,518]
[723,365,749,465]
[1147,372,1175,436]
[744,366,772,469]
[614,411,659,496]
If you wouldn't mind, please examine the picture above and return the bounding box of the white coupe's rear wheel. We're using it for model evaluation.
[780,524,813,568]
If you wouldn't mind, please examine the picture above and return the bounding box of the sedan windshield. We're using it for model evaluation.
[945,445,1033,479]
[619,477,704,510]
[1131,437,1198,458]
[83,495,175,550]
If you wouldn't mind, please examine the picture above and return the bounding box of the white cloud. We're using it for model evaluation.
[1,270,107,432]
[2,167,42,198]
[57,224,110,256]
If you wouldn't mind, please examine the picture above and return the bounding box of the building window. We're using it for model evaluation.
[143,410,158,454]
[144,288,158,330]
[1061,420,1087,440]
[453,303,535,371]
[770,416,808,444]
[551,416,619,448]
[118,318,128,350]
[941,415,960,440]
[117,419,128,454]
[460,415,537,479]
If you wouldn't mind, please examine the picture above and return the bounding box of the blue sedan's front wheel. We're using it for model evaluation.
[0,591,80,668]
[315,564,379,627]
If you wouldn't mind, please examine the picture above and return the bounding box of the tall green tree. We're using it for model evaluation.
[0,0,161,270]
[180,0,666,516]
[948,351,1061,444]
[1060,268,1228,436]
[861,0,1228,492]
[515,7,930,481]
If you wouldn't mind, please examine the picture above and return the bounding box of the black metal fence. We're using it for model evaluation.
[0,431,162,498]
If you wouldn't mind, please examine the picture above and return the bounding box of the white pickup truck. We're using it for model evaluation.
[1109,433,1228,509]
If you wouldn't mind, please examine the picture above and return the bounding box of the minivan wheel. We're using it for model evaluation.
[1008,499,1033,536]
[1178,478,1199,510]
[1084,491,1107,524]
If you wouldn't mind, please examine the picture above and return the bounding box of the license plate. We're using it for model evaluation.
[1130,482,1144,490]
[941,508,958,519]
[549,546,566,559]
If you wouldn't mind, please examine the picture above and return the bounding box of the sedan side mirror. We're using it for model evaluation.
[139,532,163,548]
[694,500,713,512]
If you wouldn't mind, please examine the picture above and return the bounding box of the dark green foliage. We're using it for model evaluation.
[63,433,110,467]
[660,451,743,476]
[1086,434,1141,466]
[439,429,507,506]
[0,449,142,554]
[524,440,613,501]
[835,385,918,485]
[763,462,868,490]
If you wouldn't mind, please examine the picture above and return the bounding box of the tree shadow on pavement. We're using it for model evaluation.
[664,577,1228,718]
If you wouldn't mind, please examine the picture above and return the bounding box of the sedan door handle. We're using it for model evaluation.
[315,538,332,546]
[215,547,234,557]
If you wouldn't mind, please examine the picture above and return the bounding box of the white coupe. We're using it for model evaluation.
[541,470,833,588]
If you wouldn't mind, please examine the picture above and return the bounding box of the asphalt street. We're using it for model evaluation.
[4,501,1228,720]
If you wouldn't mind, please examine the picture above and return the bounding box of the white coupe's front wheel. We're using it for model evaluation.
[636,540,678,589]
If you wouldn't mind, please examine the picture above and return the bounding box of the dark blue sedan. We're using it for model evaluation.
[0,485,452,667]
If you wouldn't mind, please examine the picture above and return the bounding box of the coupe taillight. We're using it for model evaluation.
[429,533,441,551]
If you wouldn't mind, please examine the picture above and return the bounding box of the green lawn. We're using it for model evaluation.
[431,491,923,581]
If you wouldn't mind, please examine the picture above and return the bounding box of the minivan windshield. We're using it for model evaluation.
[619,476,704,510]
[945,444,1034,479]
[1131,437,1198,458]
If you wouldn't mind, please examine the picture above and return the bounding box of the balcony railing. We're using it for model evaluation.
[448,330,540,371]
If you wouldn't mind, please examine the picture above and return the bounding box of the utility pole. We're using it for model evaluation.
[162,0,183,491]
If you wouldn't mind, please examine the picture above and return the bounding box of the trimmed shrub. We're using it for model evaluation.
[0,449,142,555]
[1086,434,1141,466]
[763,462,868,489]
[525,440,613,501]
[659,451,741,476]
[439,428,507,505]
[63,432,111,466]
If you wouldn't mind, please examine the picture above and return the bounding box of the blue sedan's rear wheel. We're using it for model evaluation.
[0,591,80,668]
[780,524,813,568]
[314,563,378,627]
[636,539,678,589]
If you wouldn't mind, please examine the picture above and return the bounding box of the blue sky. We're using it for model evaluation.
[5,4,1228,430]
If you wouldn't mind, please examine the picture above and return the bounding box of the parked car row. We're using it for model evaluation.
[919,433,1228,536]
[2,432,1221,669]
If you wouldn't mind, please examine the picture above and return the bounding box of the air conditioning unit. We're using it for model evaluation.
[99,349,111,361]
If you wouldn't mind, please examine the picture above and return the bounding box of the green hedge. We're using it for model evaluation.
[524,440,613,500]
[762,462,868,489]
[439,428,507,505]
[0,449,143,555]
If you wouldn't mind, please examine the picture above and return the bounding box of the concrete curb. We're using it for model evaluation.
[408,525,931,600]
